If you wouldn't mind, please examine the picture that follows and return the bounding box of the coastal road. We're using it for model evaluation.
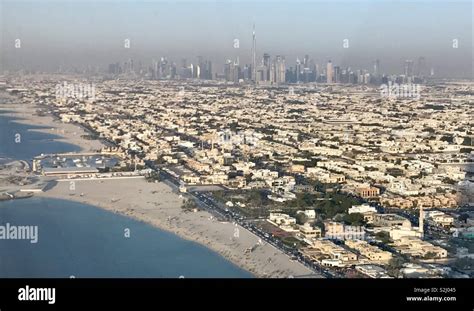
[152,165,329,278]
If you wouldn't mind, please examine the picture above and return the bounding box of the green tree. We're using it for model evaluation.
[387,256,405,278]
[375,231,391,244]
[424,252,438,259]
[343,213,365,226]
[295,213,308,225]
[313,220,325,235]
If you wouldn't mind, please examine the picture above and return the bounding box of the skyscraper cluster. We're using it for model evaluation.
[252,54,285,85]
[105,25,431,85]
[108,56,214,80]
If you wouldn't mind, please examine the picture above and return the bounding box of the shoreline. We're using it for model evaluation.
[0,98,318,278]
[37,178,316,278]
[0,99,104,155]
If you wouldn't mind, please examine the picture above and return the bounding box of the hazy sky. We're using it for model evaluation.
[1,0,472,77]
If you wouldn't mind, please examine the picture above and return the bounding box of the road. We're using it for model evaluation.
[149,163,334,278]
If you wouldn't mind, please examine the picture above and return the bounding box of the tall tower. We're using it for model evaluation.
[251,24,257,83]
[419,205,424,239]
[275,55,286,84]
[373,59,380,76]
[295,58,301,82]
[326,60,333,84]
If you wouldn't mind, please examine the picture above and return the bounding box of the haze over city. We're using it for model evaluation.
[1,0,472,78]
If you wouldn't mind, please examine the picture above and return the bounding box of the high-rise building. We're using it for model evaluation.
[334,66,341,83]
[302,67,311,83]
[256,63,267,84]
[195,64,200,79]
[254,53,272,84]
[243,64,251,81]
[263,53,271,67]
[251,24,257,82]
[205,61,212,80]
[224,59,232,82]
[160,57,169,79]
[269,62,275,84]
[285,67,295,83]
[224,59,239,83]
[326,60,333,83]
[373,59,380,76]
[274,55,286,84]
[197,56,204,79]
[295,58,301,82]
[310,60,317,82]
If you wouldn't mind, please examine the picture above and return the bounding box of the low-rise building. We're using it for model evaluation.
[426,211,455,228]
[345,240,393,264]
[268,212,298,232]
[310,239,358,265]
[349,204,377,214]
[384,226,422,240]
[348,204,377,222]
[356,186,380,199]
[296,209,316,219]
[393,236,448,259]
[355,265,392,278]
[298,223,322,239]
[372,213,412,228]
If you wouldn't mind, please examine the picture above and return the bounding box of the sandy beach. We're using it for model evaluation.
[0,100,103,154]
[38,178,317,278]
[2,99,319,278]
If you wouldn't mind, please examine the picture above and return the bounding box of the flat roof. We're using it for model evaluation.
[43,167,99,174]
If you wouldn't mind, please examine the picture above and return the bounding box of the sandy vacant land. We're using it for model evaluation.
[38,178,319,278]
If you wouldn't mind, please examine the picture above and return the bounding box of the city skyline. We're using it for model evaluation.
[104,53,433,85]
[1,0,472,78]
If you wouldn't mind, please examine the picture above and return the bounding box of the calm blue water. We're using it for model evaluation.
[0,111,80,161]
[0,105,251,278]
[0,198,251,278]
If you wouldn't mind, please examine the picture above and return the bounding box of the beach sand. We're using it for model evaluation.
[38,178,318,278]
[0,101,103,153]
